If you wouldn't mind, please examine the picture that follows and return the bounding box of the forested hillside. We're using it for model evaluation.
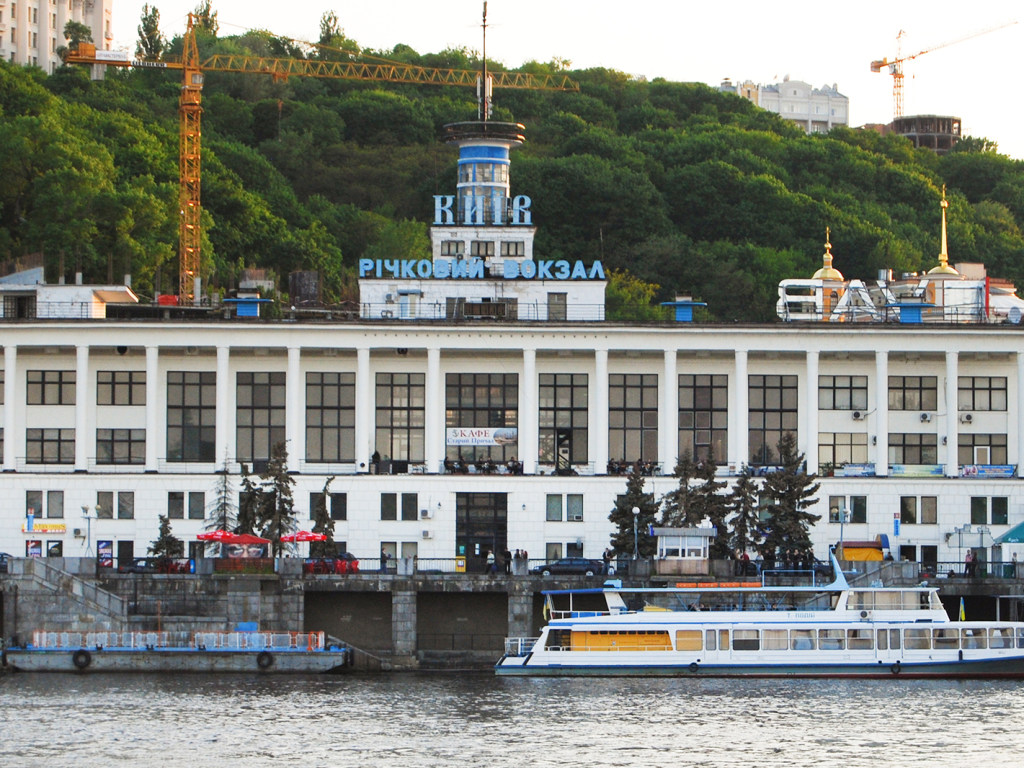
[2,15,1023,321]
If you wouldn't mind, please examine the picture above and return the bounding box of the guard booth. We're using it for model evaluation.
[653,527,716,576]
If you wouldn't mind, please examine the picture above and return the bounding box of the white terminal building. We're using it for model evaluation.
[2,119,1024,574]
[0,0,114,72]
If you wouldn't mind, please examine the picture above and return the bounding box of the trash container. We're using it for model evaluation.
[455,557,466,573]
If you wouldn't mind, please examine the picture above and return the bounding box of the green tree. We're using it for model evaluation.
[608,465,658,558]
[309,476,337,558]
[604,269,664,322]
[726,464,763,556]
[257,441,297,557]
[235,462,260,536]
[136,4,167,60]
[203,452,237,555]
[760,433,821,562]
[148,514,184,560]
[193,0,219,35]
[660,454,729,558]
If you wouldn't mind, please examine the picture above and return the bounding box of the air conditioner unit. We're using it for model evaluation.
[920,412,932,423]
[851,411,864,421]
[73,528,83,538]
[960,413,973,424]
[421,530,433,539]
[384,293,395,303]
[859,610,872,620]
[570,513,584,521]
[420,509,432,519]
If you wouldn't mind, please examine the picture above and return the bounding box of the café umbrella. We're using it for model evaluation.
[280,531,328,542]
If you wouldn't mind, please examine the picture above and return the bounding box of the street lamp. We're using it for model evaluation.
[81,506,96,557]
[632,506,640,560]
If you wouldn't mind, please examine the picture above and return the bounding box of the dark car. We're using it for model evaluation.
[531,557,605,576]
[117,557,157,574]
[304,553,360,574]
[0,552,11,574]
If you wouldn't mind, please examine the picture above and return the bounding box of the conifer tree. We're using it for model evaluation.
[235,462,260,537]
[148,514,184,560]
[203,452,238,556]
[608,465,658,558]
[726,464,763,556]
[136,4,166,60]
[659,452,701,527]
[309,476,337,558]
[257,441,297,557]
[661,453,729,557]
[760,432,821,561]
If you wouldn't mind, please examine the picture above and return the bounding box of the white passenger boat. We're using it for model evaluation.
[496,555,1024,678]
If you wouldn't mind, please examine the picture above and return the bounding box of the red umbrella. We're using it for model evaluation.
[198,531,271,544]
[281,531,328,542]
[197,529,233,541]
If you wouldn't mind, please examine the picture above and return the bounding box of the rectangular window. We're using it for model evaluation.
[957,376,1007,412]
[26,428,75,464]
[166,371,216,462]
[970,497,987,525]
[748,374,798,466]
[188,491,205,520]
[236,372,286,467]
[888,375,938,411]
[900,496,917,525]
[546,495,562,522]
[609,373,659,464]
[539,373,588,468]
[888,433,938,464]
[829,495,867,524]
[26,490,42,517]
[547,292,567,321]
[679,374,728,463]
[305,372,355,463]
[97,491,114,519]
[500,241,525,257]
[168,491,184,519]
[97,370,146,405]
[470,240,495,257]
[25,490,64,518]
[440,240,464,257]
[27,370,75,405]
[567,494,584,522]
[445,373,517,463]
[377,372,426,463]
[96,428,146,465]
[818,432,868,468]
[818,375,868,411]
[732,629,760,651]
[920,496,938,525]
[310,492,347,521]
[401,493,418,521]
[958,434,1007,466]
[118,492,134,519]
[96,491,133,520]
[47,490,64,519]
[380,492,416,521]
[972,496,1009,525]
[992,497,1008,525]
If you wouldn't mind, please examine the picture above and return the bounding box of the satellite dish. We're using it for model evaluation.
[1010,306,1022,324]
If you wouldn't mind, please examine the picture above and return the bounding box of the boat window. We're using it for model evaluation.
[718,629,729,650]
[849,592,871,611]
[933,628,959,650]
[904,628,931,650]
[1016,628,1024,649]
[732,630,759,651]
[791,629,815,650]
[675,630,702,652]
[876,629,888,650]
[888,629,901,649]
[763,630,788,650]
[705,630,717,651]
[847,629,873,650]
[819,629,845,650]
[990,628,1012,649]
[961,628,987,650]
[545,629,571,651]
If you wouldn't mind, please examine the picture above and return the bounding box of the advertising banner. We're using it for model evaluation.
[446,427,518,446]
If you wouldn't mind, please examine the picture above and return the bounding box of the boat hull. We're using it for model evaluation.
[5,648,350,674]
[495,656,1024,678]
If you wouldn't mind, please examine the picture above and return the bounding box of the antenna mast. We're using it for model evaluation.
[478,2,492,120]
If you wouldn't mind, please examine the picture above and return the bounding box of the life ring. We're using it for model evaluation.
[256,651,274,669]
[72,649,92,670]
[688,662,699,673]
[890,661,902,676]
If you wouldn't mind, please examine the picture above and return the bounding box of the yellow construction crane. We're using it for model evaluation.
[67,13,577,305]
[871,21,1017,122]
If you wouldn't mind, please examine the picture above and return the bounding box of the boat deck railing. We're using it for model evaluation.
[503,637,538,657]
[28,630,327,651]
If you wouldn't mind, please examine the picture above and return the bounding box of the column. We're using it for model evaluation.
[286,346,303,469]
[354,347,371,472]
[74,345,90,471]
[425,347,443,473]
[3,345,16,472]
[804,350,819,475]
[729,350,748,470]
[945,351,959,477]
[520,348,538,475]
[1018,353,1024,479]
[660,349,678,473]
[592,349,609,473]
[216,346,231,464]
[145,346,159,471]
[874,351,889,477]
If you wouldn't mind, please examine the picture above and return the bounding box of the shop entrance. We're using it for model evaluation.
[455,492,507,573]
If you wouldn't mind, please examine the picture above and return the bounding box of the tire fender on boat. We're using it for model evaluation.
[257,651,274,669]
[890,661,901,676]
[72,649,92,670]
[688,662,699,673]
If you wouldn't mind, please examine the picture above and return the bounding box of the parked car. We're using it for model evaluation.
[0,552,11,573]
[117,557,157,574]
[303,553,360,574]
[531,557,605,576]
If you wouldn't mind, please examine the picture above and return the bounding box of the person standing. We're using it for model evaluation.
[503,547,512,575]
[965,548,975,577]
[486,549,496,575]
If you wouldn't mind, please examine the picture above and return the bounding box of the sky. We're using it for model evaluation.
[112,1,1023,158]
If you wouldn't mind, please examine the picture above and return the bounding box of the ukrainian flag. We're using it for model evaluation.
[959,597,966,621]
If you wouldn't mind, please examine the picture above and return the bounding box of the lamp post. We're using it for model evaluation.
[632,506,640,560]
[81,506,95,558]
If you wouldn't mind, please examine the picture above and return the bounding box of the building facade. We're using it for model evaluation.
[1,0,114,72]
[723,77,849,134]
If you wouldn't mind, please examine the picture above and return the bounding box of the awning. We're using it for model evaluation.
[994,520,1024,545]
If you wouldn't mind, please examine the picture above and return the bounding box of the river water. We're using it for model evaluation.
[1,672,1021,767]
